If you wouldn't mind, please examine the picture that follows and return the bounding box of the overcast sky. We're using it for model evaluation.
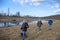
[0,0,60,17]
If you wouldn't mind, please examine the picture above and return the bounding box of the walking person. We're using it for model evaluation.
[21,20,29,40]
[48,19,53,30]
[37,19,43,33]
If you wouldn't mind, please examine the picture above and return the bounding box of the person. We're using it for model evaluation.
[48,19,53,30]
[37,19,43,33]
[4,22,6,26]
[21,20,29,40]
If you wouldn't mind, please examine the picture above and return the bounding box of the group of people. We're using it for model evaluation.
[21,19,53,40]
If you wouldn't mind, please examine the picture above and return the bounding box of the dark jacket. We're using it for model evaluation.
[48,20,53,25]
[37,21,43,27]
[21,22,29,31]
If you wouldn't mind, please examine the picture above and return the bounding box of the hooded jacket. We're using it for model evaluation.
[21,22,29,31]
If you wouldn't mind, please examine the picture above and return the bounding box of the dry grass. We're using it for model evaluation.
[0,20,60,40]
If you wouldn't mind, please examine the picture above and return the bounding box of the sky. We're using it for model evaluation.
[0,0,60,17]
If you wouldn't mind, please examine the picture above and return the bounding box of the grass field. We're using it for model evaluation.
[0,20,60,40]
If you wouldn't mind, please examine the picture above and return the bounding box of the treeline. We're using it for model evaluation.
[41,14,60,20]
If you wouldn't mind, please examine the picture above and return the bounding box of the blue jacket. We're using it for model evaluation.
[48,20,53,25]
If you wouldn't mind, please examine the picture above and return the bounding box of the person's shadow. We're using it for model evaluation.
[56,35,60,40]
